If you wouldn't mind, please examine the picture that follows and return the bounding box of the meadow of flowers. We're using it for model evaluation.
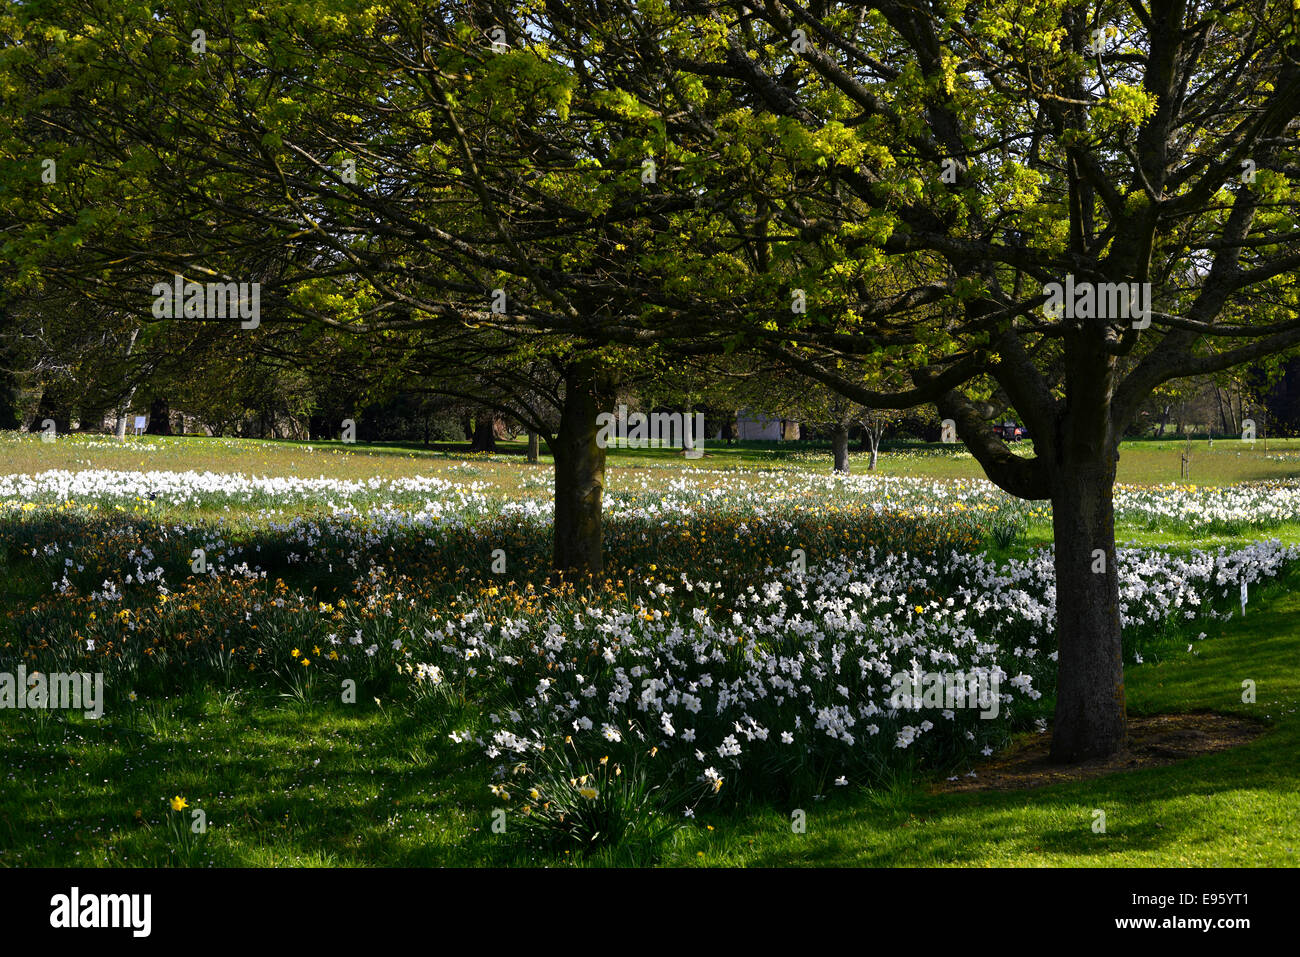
[3,461,1298,850]
[1112,481,1300,532]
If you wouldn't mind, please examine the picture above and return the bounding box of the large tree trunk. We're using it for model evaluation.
[145,397,172,435]
[35,383,72,436]
[831,423,850,472]
[1048,412,1127,760]
[114,385,138,440]
[1214,387,1231,435]
[547,359,613,578]
[526,431,540,464]
[0,365,20,430]
[940,313,1130,763]
[0,311,20,430]
[469,415,497,452]
[114,327,142,441]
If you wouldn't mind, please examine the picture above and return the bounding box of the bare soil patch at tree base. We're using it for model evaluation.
[933,712,1266,794]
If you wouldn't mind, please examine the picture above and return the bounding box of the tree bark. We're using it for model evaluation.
[1049,461,1127,760]
[864,416,884,469]
[547,358,613,578]
[0,365,20,430]
[527,431,540,463]
[1215,386,1230,435]
[469,415,496,452]
[942,314,1129,763]
[114,385,138,440]
[0,312,20,430]
[113,327,142,440]
[831,423,850,472]
[145,396,172,435]
[35,383,71,436]
[1155,404,1169,438]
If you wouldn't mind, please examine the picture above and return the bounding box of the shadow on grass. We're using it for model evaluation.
[0,695,534,867]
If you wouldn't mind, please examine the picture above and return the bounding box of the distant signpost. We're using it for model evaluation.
[133,415,147,436]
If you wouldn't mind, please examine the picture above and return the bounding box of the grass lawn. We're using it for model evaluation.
[7,430,1300,486]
